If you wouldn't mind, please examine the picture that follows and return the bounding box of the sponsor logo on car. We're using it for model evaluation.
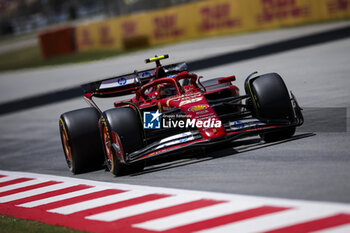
[117,77,127,85]
[232,120,245,129]
[155,133,194,150]
[188,104,208,112]
[229,119,266,131]
[179,97,203,106]
[140,71,152,78]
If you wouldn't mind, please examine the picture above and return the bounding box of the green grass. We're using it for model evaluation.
[0,215,85,233]
[0,45,123,72]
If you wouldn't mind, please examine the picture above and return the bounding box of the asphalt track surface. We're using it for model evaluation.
[0,21,349,204]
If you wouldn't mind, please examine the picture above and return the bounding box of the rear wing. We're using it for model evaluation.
[81,63,188,98]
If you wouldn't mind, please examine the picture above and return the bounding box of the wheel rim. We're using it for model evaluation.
[103,125,113,170]
[60,123,72,170]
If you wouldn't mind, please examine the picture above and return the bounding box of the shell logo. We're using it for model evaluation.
[188,105,208,112]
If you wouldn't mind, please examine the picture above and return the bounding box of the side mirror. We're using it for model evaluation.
[155,91,160,99]
[197,76,206,92]
[134,70,142,87]
[218,75,236,84]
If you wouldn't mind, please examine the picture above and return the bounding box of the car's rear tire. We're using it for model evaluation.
[101,107,145,176]
[247,73,296,142]
[59,108,104,174]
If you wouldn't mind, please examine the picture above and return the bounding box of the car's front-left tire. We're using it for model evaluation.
[101,107,145,176]
[59,107,104,174]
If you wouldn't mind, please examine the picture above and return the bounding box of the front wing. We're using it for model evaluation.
[120,117,302,164]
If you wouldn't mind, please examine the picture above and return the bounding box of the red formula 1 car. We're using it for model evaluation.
[59,55,303,176]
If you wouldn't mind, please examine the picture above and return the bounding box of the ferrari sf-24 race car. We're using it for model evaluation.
[59,55,303,176]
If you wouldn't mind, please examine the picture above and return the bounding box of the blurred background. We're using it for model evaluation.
[0,0,198,35]
[0,0,349,71]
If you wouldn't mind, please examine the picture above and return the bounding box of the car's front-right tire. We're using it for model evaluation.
[246,73,296,142]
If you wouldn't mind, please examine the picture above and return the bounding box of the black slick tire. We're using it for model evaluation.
[248,73,296,142]
[101,107,145,176]
[59,107,104,174]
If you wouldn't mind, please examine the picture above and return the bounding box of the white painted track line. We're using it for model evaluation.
[0,179,44,193]
[194,208,340,233]
[48,190,148,215]
[86,195,200,222]
[0,176,22,183]
[133,201,264,231]
[17,186,108,208]
[314,223,350,233]
[2,170,350,233]
[0,182,76,203]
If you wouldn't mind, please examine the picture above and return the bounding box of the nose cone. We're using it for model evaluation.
[179,102,226,139]
[202,125,226,139]
[167,93,227,139]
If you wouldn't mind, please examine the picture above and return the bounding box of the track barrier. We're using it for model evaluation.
[38,0,350,58]
[74,0,350,51]
[38,26,76,59]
